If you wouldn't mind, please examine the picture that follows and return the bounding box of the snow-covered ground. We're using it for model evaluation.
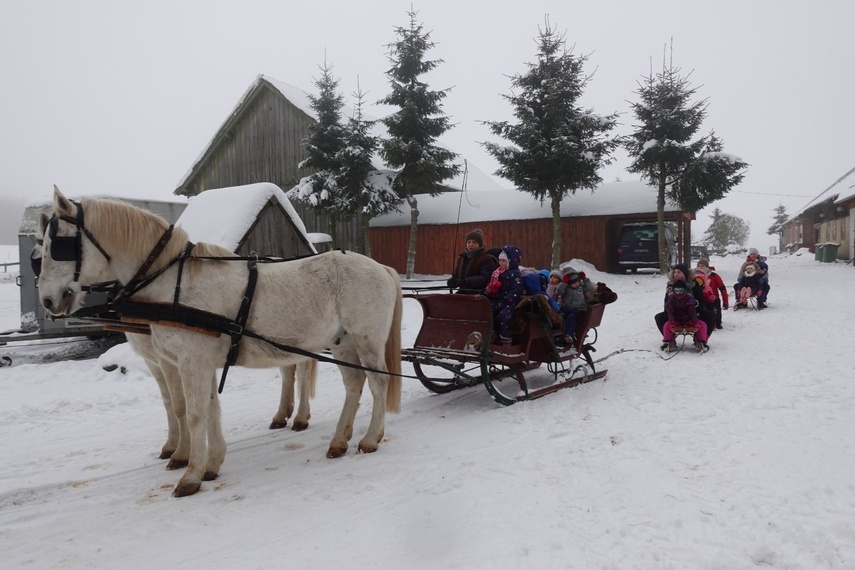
[1,251,854,569]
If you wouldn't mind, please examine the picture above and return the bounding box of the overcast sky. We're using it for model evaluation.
[2,0,853,251]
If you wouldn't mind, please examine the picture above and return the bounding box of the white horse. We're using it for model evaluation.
[33,212,318,470]
[38,188,402,497]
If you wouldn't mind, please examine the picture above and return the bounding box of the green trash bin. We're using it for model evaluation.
[814,244,824,261]
[821,242,840,262]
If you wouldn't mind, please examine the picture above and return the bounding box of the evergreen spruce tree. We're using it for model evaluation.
[288,60,348,244]
[483,19,620,268]
[626,47,748,272]
[767,204,788,250]
[337,84,399,256]
[379,9,460,278]
[701,208,749,251]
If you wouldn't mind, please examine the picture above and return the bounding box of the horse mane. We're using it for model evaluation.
[191,242,235,258]
[81,197,190,264]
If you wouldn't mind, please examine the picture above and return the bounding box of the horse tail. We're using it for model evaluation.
[383,265,403,414]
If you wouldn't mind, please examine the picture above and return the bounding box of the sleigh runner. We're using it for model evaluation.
[402,293,608,405]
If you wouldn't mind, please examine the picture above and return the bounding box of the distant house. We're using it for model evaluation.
[177,182,316,257]
[370,181,693,274]
[781,166,855,260]
[174,74,502,253]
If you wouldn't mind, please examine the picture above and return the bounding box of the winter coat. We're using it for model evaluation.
[561,283,594,313]
[693,272,717,304]
[452,248,498,292]
[707,268,729,305]
[665,292,699,326]
[739,257,769,283]
[488,246,524,313]
[737,271,763,294]
[548,282,567,305]
[521,270,544,295]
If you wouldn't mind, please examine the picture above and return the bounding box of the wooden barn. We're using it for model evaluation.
[176,182,316,257]
[174,74,502,252]
[781,165,855,261]
[370,180,693,274]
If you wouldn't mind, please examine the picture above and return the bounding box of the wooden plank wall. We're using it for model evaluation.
[235,201,316,258]
[371,217,613,275]
[371,213,691,275]
[178,84,365,253]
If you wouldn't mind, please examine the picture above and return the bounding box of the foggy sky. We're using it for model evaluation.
[2,0,853,250]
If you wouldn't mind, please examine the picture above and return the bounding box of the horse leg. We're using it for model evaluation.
[173,362,213,497]
[158,358,190,471]
[144,354,179,459]
[204,374,226,482]
[291,359,316,432]
[126,333,180,459]
[269,365,296,430]
[357,354,390,454]
[327,343,366,458]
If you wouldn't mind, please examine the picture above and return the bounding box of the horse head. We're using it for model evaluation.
[38,186,114,316]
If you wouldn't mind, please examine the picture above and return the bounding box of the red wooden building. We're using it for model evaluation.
[370,182,693,274]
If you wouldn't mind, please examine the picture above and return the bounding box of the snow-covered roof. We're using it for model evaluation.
[370,179,681,227]
[791,164,855,217]
[176,182,313,252]
[177,74,504,194]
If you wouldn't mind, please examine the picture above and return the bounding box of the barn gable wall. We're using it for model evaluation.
[235,200,316,258]
[177,82,365,252]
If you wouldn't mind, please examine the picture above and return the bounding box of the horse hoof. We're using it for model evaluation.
[357,442,379,454]
[202,471,218,482]
[159,450,175,460]
[166,458,189,470]
[268,421,288,430]
[291,421,309,432]
[326,444,348,459]
[172,482,201,497]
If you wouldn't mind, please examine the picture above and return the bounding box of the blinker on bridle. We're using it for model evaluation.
[44,200,112,282]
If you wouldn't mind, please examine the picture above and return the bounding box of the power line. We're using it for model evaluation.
[732,190,814,198]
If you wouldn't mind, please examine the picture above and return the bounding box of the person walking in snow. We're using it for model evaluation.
[696,258,728,329]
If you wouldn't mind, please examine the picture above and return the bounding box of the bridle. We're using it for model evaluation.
[42,200,112,283]
[36,200,178,303]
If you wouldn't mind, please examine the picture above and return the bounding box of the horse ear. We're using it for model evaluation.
[38,212,50,236]
[53,185,75,217]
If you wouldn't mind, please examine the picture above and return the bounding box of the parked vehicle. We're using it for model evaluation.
[616,222,677,273]
[690,245,710,260]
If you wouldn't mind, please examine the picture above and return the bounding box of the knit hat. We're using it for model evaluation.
[567,272,582,284]
[549,269,562,281]
[748,247,759,256]
[498,251,508,261]
[672,263,690,279]
[697,258,710,268]
[672,279,687,291]
[464,229,484,247]
[744,263,757,276]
